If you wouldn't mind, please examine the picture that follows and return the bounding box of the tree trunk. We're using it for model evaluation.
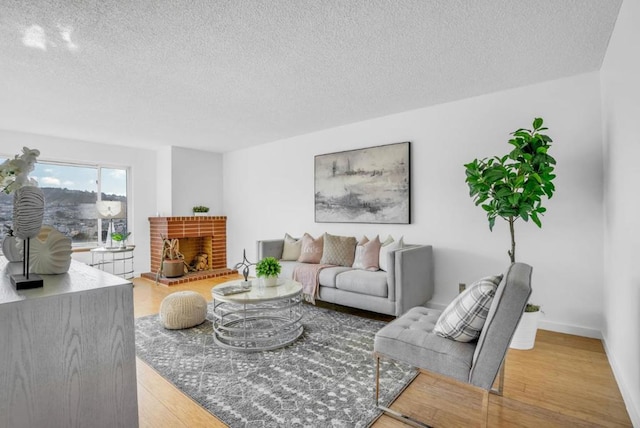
[508,216,516,263]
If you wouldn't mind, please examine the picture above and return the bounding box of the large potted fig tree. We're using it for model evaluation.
[464,117,556,349]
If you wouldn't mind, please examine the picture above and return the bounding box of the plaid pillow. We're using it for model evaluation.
[433,275,503,342]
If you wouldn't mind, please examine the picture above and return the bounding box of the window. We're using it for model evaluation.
[0,158,128,247]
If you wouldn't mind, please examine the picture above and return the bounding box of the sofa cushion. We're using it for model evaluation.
[318,266,353,288]
[379,236,404,271]
[335,269,388,297]
[298,233,323,263]
[374,306,476,383]
[281,233,301,261]
[433,274,503,342]
[352,235,381,271]
[320,233,357,267]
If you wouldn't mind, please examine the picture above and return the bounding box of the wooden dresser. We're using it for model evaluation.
[0,258,138,428]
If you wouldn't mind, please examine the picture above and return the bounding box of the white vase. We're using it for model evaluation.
[262,276,278,287]
[510,311,541,350]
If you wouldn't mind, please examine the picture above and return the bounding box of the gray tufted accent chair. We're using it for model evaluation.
[373,262,533,427]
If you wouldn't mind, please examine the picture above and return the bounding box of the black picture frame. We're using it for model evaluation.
[314,142,411,224]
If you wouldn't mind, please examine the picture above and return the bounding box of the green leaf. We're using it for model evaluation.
[531,211,542,227]
[533,117,543,129]
[513,131,530,139]
[494,186,511,198]
[488,216,496,231]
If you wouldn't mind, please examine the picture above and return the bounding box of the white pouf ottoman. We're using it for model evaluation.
[160,291,208,330]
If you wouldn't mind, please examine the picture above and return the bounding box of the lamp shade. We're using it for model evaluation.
[96,201,125,219]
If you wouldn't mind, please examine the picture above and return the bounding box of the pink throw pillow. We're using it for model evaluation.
[297,233,324,263]
[352,235,381,271]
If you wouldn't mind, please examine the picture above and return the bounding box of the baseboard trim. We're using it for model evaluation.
[537,319,602,339]
[601,334,640,428]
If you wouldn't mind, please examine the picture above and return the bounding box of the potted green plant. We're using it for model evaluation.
[255,256,281,287]
[464,117,556,349]
[111,231,131,249]
[464,117,556,262]
[158,235,185,278]
[192,206,210,216]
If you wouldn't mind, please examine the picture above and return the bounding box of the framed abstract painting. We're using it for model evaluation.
[315,142,410,224]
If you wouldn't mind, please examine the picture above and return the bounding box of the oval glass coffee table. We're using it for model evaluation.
[211,279,304,352]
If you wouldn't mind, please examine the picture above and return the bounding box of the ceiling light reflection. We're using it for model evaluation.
[22,25,47,50]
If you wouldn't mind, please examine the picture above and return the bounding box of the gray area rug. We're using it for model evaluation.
[135,303,417,427]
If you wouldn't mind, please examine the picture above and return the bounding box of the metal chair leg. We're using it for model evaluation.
[490,361,505,396]
[481,390,490,428]
[375,354,497,428]
[375,355,431,428]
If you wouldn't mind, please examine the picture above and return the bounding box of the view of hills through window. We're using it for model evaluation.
[0,159,127,247]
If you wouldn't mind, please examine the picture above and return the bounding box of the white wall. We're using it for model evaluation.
[601,0,640,424]
[170,147,223,216]
[156,146,172,217]
[154,147,223,217]
[224,72,605,337]
[0,130,157,274]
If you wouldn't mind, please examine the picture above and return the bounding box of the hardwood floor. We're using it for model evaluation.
[133,276,632,427]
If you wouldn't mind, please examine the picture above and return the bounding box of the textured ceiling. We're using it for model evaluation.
[0,0,622,153]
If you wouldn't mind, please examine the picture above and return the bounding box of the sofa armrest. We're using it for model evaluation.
[256,239,284,260]
[391,245,434,316]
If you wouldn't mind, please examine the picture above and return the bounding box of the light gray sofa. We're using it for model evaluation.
[256,239,434,316]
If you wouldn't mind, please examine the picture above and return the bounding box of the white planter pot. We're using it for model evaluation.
[262,276,278,287]
[510,311,541,350]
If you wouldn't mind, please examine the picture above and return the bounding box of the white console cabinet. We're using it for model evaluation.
[0,258,138,428]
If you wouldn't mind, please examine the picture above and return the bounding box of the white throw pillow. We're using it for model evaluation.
[433,275,503,342]
[378,236,403,272]
[281,233,301,261]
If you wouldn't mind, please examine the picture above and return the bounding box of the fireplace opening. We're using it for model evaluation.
[179,237,212,271]
[142,216,236,285]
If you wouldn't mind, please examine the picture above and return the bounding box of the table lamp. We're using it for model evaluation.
[96,201,125,248]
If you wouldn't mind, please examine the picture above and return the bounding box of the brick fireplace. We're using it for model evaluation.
[142,216,236,285]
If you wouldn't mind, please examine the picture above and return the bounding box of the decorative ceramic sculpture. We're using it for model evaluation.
[2,228,22,262]
[233,249,255,285]
[27,225,72,274]
[13,186,45,240]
